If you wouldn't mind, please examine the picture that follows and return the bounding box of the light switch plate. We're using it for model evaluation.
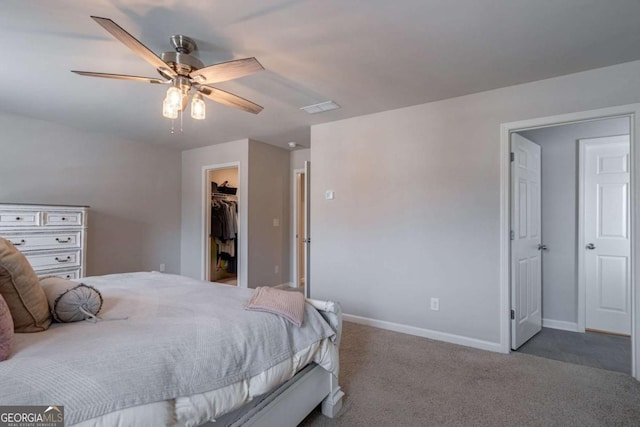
[325,190,335,200]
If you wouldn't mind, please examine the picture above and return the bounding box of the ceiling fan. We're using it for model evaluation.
[72,16,264,120]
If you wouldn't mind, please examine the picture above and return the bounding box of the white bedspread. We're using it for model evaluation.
[0,272,337,426]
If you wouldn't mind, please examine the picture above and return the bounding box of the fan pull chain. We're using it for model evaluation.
[168,112,184,135]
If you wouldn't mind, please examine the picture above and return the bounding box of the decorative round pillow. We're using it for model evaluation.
[40,277,103,323]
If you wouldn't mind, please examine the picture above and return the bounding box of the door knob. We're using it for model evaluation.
[537,244,548,251]
[586,243,596,250]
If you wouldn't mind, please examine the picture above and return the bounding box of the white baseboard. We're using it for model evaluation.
[343,313,502,353]
[542,318,579,332]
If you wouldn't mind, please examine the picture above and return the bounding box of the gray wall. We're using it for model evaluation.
[180,139,291,288]
[0,113,182,275]
[519,117,630,325]
[291,149,311,171]
[181,139,249,284]
[247,140,290,287]
[310,60,640,345]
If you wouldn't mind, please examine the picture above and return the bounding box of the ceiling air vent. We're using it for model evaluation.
[300,101,341,114]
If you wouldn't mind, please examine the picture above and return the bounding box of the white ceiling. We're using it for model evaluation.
[2,0,640,150]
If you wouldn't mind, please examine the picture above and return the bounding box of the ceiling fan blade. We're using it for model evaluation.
[72,71,165,84]
[190,57,264,84]
[91,16,177,78]
[198,86,263,114]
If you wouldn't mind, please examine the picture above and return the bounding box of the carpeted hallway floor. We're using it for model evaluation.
[517,327,631,374]
[301,322,640,426]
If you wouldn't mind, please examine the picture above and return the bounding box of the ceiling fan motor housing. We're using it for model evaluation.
[160,35,204,77]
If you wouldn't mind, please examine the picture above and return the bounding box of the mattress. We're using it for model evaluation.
[73,342,336,427]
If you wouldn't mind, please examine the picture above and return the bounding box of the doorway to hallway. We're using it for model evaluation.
[505,112,634,375]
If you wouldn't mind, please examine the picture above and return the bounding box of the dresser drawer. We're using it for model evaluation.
[38,268,81,281]
[43,211,83,226]
[3,232,81,251]
[26,250,81,270]
[0,211,40,227]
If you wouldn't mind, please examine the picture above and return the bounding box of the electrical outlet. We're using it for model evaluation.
[274,265,279,274]
[159,263,166,273]
[430,297,439,311]
[273,218,280,227]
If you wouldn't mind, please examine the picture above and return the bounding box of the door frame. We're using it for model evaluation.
[201,161,244,287]
[499,103,640,381]
[578,135,632,333]
[292,168,305,288]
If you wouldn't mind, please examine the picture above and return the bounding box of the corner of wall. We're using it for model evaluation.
[246,140,292,288]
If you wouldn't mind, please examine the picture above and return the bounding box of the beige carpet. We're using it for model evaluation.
[301,322,640,426]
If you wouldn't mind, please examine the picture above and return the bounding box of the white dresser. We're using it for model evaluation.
[0,204,89,280]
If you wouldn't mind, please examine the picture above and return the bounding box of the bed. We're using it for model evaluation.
[0,272,343,426]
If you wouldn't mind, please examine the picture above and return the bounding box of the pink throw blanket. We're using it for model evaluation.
[245,287,305,326]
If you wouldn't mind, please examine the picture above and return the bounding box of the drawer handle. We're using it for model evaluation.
[61,217,67,221]
[9,239,26,246]
[56,237,72,243]
[55,256,72,263]
[65,275,72,279]
[15,217,22,221]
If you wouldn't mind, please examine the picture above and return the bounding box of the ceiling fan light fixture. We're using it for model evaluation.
[166,86,183,111]
[162,97,178,119]
[191,93,206,120]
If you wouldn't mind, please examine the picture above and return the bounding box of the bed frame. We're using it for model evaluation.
[201,299,344,427]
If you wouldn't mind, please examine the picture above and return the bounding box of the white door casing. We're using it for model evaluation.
[298,173,305,286]
[304,161,311,298]
[201,162,243,287]
[511,133,543,350]
[581,136,631,335]
[293,169,306,289]
[499,105,639,381]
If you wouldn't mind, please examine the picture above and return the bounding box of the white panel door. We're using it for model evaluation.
[511,134,542,350]
[582,136,631,335]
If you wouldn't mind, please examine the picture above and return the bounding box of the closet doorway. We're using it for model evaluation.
[502,110,636,376]
[206,164,239,286]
